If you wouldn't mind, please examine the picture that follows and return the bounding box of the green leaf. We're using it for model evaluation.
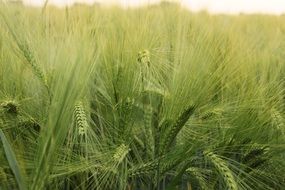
[0,129,27,190]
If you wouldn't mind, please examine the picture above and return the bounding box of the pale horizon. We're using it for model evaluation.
[16,0,285,15]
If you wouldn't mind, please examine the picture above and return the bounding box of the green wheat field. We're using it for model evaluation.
[0,2,285,190]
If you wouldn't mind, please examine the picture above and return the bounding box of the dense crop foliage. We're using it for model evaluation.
[0,2,285,190]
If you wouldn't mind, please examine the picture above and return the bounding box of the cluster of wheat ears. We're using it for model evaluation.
[0,2,285,190]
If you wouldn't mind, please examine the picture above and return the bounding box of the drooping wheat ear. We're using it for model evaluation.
[138,49,151,66]
[129,161,158,177]
[18,43,48,89]
[121,97,134,116]
[2,16,49,95]
[160,105,195,154]
[133,135,145,149]
[113,144,130,164]
[204,151,238,190]
[18,117,41,131]
[0,100,18,115]
[74,101,89,136]
[138,49,151,91]
[241,147,268,173]
[144,105,153,128]
[159,155,182,174]
[271,108,285,135]
[159,119,172,131]
[200,108,224,120]
[0,167,7,184]
[157,119,171,156]
[242,147,266,164]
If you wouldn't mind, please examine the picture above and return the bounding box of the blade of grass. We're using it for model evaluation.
[0,129,27,190]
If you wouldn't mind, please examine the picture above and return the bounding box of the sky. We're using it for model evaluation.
[22,0,285,15]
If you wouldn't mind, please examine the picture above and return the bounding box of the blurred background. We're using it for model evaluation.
[4,0,285,15]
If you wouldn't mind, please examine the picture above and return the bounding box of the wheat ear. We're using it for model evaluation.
[204,151,238,190]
